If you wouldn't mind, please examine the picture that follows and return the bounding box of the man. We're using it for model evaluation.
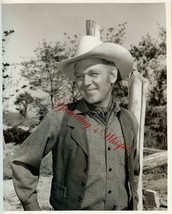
[12,35,140,210]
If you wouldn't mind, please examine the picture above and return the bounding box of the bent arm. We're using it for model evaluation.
[11,110,61,210]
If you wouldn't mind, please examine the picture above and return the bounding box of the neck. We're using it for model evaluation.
[93,95,113,108]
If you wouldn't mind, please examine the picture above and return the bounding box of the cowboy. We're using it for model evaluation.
[12,35,140,210]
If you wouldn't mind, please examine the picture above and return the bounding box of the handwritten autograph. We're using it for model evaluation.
[53,100,91,129]
[52,98,132,152]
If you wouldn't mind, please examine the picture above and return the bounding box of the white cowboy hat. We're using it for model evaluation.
[58,35,133,81]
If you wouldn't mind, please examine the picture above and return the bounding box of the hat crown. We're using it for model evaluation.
[76,35,102,56]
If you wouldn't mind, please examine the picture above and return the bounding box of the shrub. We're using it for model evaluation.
[3,127,31,144]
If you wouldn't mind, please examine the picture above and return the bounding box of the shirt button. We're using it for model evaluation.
[81,182,85,187]
[78,196,83,201]
[108,147,111,151]
[108,190,112,194]
[109,168,112,172]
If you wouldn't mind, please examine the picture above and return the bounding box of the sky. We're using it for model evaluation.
[2,3,166,64]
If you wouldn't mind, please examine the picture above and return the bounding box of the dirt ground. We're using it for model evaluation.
[142,165,167,210]
[3,176,52,211]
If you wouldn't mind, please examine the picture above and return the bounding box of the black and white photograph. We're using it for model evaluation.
[1,1,170,212]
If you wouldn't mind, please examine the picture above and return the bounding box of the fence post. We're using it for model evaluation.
[86,20,100,38]
[128,71,149,210]
[85,20,149,210]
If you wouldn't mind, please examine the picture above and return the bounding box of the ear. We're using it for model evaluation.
[110,67,118,84]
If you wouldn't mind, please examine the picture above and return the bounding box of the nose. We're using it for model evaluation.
[83,75,92,87]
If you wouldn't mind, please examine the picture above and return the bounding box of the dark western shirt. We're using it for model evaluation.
[80,100,129,210]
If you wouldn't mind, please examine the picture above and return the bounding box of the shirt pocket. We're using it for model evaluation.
[51,180,68,200]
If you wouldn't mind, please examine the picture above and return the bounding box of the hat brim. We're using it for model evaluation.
[58,43,133,81]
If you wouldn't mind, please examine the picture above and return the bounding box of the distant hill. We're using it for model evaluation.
[3,111,39,128]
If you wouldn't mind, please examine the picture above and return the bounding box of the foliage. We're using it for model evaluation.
[101,22,127,45]
[62,23,127,58]
[3,127,31,144]
[62,33,79,57]
[130,25,166,79]
[112,81,128,108]
[21,40,71,108]
[145,106,167,149]
[33,97,49,121]
[14,92,34,118]
[130,25,167,149]
[2,30,15,55]
[2,30,14,105]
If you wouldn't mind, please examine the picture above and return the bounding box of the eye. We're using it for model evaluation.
[90,71,99,77]
[76,75,83,80]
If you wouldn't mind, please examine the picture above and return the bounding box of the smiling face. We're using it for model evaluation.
[74,58,118,108]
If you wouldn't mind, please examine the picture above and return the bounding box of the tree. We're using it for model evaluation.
[112,81,128,108]
[62,33,79,58]
[130,25,167,149]
[2,30,15,87]
[21,40,72,108]
[2,30,15,110]
[101,22,127,45]
[33,97,49,121]
[2,30,15,55]
[14,92,34,118]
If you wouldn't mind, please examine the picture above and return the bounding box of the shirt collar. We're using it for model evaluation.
[75,98,121,116]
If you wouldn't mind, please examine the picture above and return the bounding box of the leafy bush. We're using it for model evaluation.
[144,106,167,149]
[3,127,31,144]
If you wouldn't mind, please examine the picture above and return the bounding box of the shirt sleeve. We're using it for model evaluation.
[11,110,62,210]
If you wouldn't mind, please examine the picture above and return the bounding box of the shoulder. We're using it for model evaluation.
[120,107,138,131]
[43,108,65,127]
[47,100,80,121]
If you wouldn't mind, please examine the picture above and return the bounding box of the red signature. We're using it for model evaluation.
[53,98,132,152]
[52,99,91,129]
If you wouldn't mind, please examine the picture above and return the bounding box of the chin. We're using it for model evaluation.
[85,97,103,106]
[84,97,99,105]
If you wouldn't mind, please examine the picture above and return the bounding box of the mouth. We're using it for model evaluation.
[85,89,97,94]
[85,88,97,92]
